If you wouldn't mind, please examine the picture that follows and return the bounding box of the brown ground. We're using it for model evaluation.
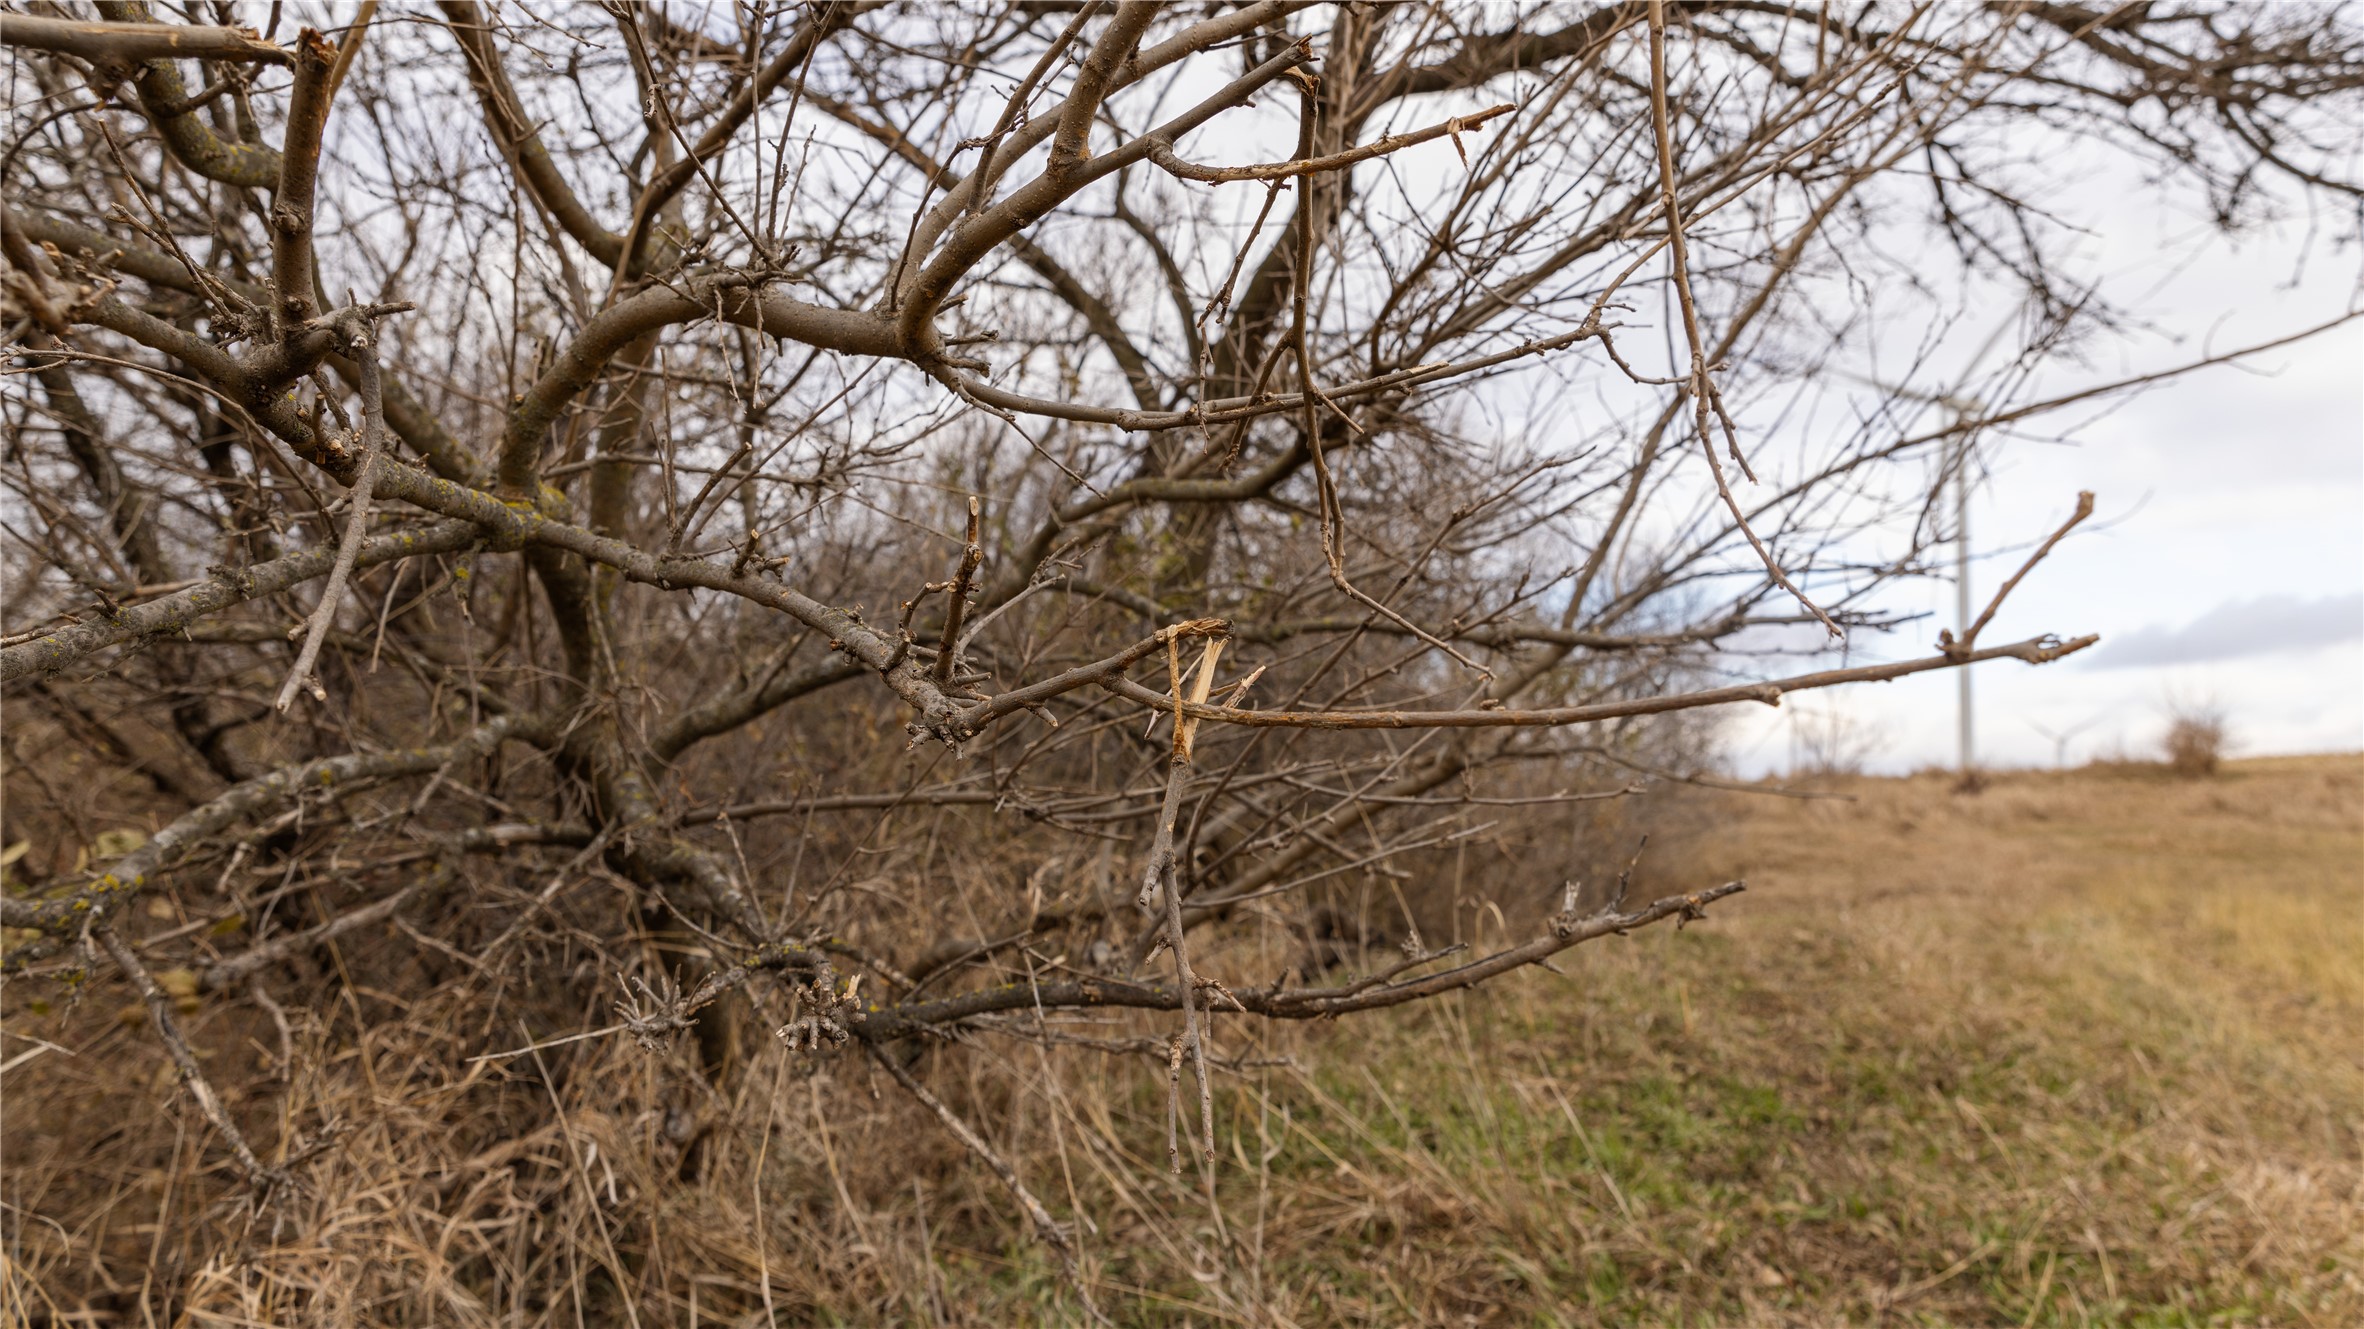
[7,755,2360,1325]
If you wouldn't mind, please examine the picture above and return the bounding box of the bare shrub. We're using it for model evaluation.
[1789,705,1891,780]
[2165,700,2231,777]
[3,2,2357,1319]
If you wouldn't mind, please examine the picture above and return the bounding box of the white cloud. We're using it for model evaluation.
[2094,593,2364,668]
[1713,158,2364,774]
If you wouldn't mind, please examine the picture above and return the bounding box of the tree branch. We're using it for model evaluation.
[90,0,283,187]
[2,519,482,683]
[1099,633,2099,731]
[0,12,291,66]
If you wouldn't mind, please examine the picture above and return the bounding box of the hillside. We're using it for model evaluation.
[1023,754,2364,1323]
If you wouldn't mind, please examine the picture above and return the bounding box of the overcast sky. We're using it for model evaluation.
[1725,186,2363,775]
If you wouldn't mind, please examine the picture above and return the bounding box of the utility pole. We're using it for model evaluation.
[1953,427,1974,784]
[1843,311,2013,789]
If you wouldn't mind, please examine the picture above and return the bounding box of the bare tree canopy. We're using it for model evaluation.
[4,0,2360,1317]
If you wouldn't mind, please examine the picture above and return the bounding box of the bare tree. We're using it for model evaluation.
[3,0,2357,1317]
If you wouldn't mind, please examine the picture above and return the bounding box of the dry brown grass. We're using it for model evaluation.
[6,755,2360,1326]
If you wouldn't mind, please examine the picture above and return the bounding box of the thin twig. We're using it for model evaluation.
[275,327,386,711]
[1956,490,2095,651]
[1646,0,1839,636]
[200,865,448,991]
[931,495,984,685]
[1098,632,2099,730]
[1149,102,1516,182]
[97,926,289,1197]
[1284,85,1492,677]
[862,1037,1094,1313]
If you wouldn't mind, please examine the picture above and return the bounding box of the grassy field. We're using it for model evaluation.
[9,756,2359,1326]
[982,754,2364,1325]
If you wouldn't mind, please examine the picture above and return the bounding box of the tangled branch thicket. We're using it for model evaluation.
[2,1,2358,1320]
